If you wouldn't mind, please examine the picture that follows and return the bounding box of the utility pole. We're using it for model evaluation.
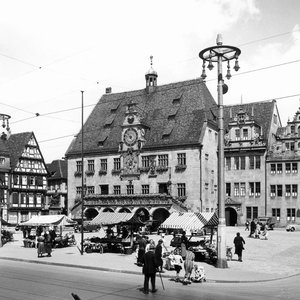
[199,34,241,268]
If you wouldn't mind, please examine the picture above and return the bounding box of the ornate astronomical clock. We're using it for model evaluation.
[123,128,138,147]
[119,102,147,180]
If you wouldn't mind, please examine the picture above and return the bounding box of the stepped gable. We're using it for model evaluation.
[5,132,33,169]
[66,78,217,156]
[224,100,276,141]
[47,159,67,179]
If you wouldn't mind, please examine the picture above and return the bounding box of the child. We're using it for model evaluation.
[171,251,183,282]
[191,264,206,283]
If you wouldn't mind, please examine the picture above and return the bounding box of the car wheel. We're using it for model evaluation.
[290,227,295,232]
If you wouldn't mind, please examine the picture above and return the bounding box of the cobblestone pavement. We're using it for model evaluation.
[0,226,299,283]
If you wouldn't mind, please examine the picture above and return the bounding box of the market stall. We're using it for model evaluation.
[19,214,77,248]
[160,212,218,262]
[88,212,144,253]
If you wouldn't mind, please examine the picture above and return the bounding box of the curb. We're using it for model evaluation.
[0,256,296,284]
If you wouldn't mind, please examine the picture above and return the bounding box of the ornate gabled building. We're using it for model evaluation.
[46,159,68,215]
[5,132,49,224]
[223,100,281,226]
[266,107,300,226]
[0,139,10,223]
[65,59,219,226]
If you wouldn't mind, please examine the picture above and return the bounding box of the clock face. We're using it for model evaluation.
[124,128,138,146]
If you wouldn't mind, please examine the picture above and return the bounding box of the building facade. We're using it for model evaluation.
[66,63,219,227]
[46,159,68,215]
[223,101,281,226]
[266,107,300,226]
[4,132,49,224]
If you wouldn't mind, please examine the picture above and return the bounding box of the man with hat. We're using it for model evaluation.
[142,244,158,294]
[155,239,164,273]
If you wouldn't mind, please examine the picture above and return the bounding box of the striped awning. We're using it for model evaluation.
[21,215,77,227]
[160,212,218,231]
[89,212,143,226]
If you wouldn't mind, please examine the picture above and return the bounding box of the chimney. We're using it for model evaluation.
[105,87,112,94]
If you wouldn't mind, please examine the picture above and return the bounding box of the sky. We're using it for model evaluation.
[0,0,300,163]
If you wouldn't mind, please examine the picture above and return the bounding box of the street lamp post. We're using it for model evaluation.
[199,34,241,268]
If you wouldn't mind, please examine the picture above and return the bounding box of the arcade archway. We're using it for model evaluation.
[152,208,170,231]
[134,207,150,223]
[102,207,114,212]
[118,207,131,213]
[84,208,99,220]
[225,207,237,226]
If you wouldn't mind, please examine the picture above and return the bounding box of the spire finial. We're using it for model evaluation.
[150,55,153,67]
[240,94,243,105]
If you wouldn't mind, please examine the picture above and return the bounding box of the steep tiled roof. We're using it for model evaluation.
[47,159,67,179]
[6,132,33,169]
[66,78,217,157]
[224,100,276,141]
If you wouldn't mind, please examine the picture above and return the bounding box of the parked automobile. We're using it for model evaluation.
[257,216,276,230]
[286,223,300,232]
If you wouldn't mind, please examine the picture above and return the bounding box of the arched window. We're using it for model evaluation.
[298,126,300,135]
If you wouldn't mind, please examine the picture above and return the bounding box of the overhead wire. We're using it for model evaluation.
[2,27,300,141]
[1,26,299,115]
[37,91,300,145]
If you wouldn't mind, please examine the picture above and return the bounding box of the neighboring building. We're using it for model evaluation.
[0,139,11,223]
[223,101,281,226]
[46,159,68,215]
[65,60,219,226]
[5,132,48,224]
[266,107,300,226]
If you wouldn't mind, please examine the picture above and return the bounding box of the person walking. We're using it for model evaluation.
[142,244,158,294]
[155,239,164,273]
[233,232,245,262]
[44,230,52,257]
[249,219,256,237]
[183,247,195,284]
[136,235,147,266]
[245,220,250,231]
[180,231,189,260]
[172,251,183,282]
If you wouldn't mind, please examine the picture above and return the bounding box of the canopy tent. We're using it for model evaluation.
[159,212,218,231]
[1,218,12,226]
[20,215,77,227]
[89,212,144,226]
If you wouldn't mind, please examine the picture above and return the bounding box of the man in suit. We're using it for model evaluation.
[142,244,158,294]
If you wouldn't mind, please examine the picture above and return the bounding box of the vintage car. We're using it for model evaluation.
[257,217,276,230]
[286,223,300,232]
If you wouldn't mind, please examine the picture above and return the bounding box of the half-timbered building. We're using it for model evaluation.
[6,132,48,224]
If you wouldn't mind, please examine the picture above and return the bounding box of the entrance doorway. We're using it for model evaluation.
[225,207,237,226]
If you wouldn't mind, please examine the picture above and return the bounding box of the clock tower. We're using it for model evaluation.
[119,101,148,180]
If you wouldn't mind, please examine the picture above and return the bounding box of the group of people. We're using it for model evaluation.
[139,231,206,294]
[36,227,57,258]
[245,220,269,240]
